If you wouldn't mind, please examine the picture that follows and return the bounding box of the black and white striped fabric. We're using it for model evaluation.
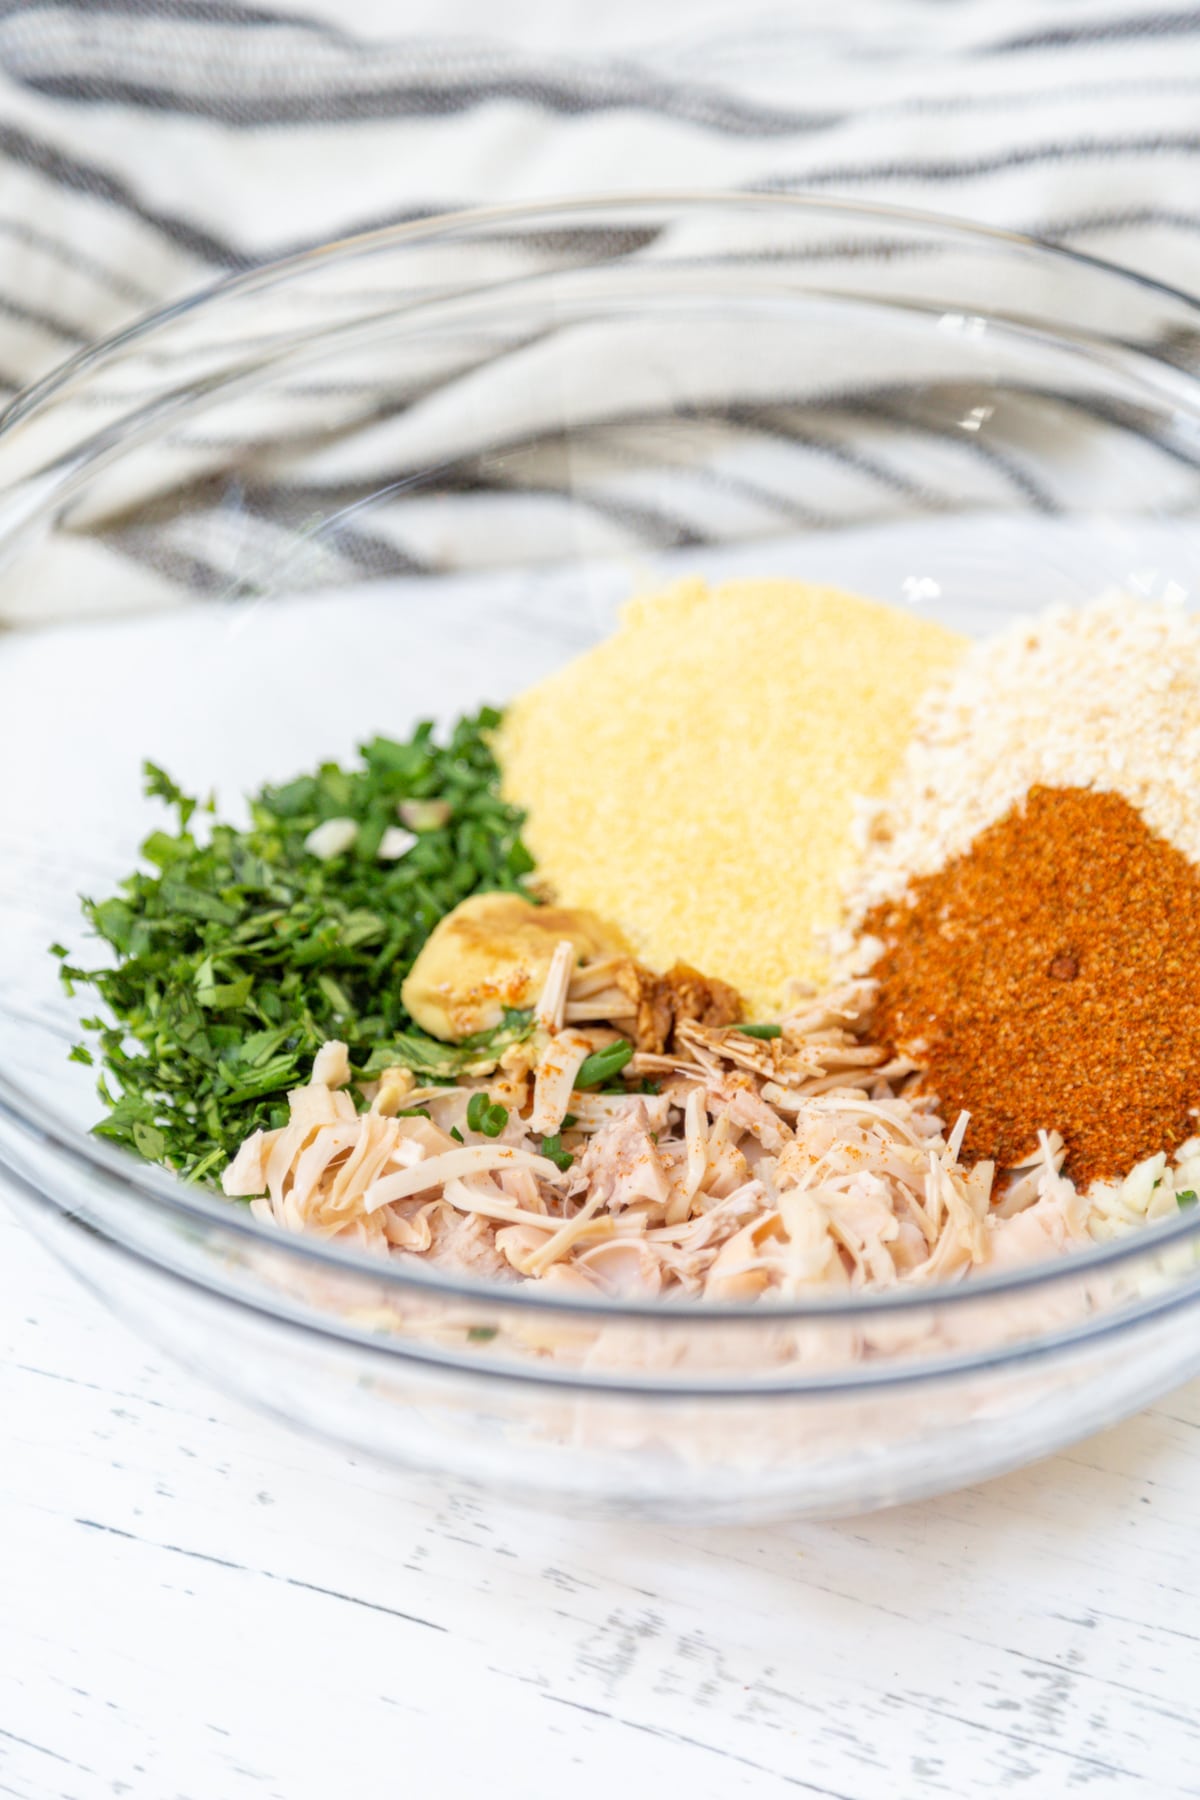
[0,0,1197,622]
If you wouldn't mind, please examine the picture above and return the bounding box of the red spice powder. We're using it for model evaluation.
[865,785,1200,1186]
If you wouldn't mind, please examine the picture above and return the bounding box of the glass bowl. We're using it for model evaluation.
[1,194,1199,1524]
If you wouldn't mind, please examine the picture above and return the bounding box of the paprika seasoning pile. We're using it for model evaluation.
[866,785,1200,1186]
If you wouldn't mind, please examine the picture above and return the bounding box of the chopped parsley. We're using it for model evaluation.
[57,709,536,1178]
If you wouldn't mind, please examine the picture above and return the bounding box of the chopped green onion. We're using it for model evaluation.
[449,1125,464,1144]
[466,1091,508,1137]
[467,1325,498,1342]
[540,1133,574,1173]
[481,1102,508,1138]
[738,1023,782,1039]
[575,1039,633,1089]
[1178,1189,1197,1208]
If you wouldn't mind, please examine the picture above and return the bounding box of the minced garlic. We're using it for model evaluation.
[497,577,963,1015]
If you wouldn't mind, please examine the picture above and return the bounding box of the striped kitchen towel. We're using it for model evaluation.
[0,0,1197,621]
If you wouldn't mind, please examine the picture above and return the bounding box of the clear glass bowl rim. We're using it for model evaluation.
[4,187,1200,1329]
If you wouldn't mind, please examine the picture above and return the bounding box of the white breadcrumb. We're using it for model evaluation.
[845,591,1200,925]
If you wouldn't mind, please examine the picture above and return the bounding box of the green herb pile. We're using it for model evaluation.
[55,708,538,1181]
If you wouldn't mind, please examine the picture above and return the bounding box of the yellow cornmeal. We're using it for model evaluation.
[497,578,964,1016]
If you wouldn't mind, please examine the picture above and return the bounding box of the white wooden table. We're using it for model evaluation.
[4,1202,1198,1800]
